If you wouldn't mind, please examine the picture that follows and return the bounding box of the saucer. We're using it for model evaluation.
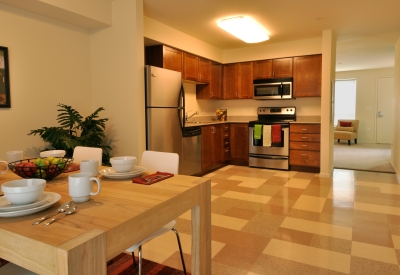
[0,192,50,212]
[99,166,146,179]
[0,192,61,218]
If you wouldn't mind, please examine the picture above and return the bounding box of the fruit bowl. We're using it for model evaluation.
[8,157,73,181]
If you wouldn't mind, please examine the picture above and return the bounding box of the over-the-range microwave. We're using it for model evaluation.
[253,78,293,100]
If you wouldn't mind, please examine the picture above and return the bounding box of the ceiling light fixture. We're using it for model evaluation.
[217,16,269,43]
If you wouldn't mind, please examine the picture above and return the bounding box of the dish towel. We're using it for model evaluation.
[271,124,282,143]
[132,171,174,185]
[263,125,271,147]
[254,124,262,140]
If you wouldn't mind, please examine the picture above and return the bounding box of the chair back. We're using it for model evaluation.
[337,119,359,133]
[140,151,179,174]
[72,146,102,165]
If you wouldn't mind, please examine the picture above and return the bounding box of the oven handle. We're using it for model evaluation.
[249,154,288,160]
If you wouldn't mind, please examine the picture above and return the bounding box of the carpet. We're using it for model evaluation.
[334,142,395,173]
[0,253,188,275]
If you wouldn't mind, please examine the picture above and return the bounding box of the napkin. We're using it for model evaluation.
[132,171,174,185]
[63,163,80,173]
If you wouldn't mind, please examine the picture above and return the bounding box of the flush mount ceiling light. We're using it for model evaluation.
[217,16,269,43]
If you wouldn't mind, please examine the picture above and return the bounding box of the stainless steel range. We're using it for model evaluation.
[248,107,296,170]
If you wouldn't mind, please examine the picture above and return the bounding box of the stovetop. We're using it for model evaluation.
[249,107,296,125]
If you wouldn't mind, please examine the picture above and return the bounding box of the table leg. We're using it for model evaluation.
[56,228,106,275]
[191,179,211,275]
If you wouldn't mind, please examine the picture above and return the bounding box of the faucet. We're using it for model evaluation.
[185,110,199,122]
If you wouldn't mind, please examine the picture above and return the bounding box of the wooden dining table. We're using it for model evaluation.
[0,167,211,275]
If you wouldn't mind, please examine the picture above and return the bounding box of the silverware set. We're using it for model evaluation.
[32,200,77,226]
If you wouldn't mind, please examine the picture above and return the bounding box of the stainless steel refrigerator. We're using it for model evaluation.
[145,65,202,175]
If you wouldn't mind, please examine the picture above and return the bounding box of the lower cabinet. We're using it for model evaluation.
[201,125,224,170]
[289,123,321,169]
[230,123,249,162]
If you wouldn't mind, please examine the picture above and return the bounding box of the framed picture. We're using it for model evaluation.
[0,46,10,108]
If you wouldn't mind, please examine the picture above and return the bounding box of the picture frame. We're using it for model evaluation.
[0,46,10,108]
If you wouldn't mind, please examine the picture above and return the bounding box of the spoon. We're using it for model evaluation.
[32,201,75,225]
[43,205,77,226]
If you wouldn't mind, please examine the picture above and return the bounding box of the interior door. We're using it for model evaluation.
[376,77,394,144]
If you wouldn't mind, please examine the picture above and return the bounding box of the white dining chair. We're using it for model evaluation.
[125,150,186,275]
[72,146,102,164]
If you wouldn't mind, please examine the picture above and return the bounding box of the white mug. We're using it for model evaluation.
[80,159,99,177]
[68,173,101,203]
[6,151,23,163]
[0,160,8,175]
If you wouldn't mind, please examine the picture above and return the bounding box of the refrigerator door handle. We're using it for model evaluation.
[178,82,185,129]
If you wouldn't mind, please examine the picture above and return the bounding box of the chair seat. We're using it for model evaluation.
[125,220,176,252]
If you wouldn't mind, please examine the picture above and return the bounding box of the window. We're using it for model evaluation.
[334,79,356,125]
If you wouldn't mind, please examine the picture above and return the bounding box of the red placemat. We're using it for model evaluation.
[132,171,174,185]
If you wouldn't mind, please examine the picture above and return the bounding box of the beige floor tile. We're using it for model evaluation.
[212,213,249,230]
[283,178,311,189]
[292,195,327,213]
[350,256,400,275]
[354,202,400,216]
[281,217,353,240]
[392,235,400,249]
[327,188,355,202]
[229,175,266,188]
[263,239,351,273]
[221,190,272,204]
[351,241,398,264]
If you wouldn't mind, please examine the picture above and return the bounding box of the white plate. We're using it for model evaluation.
[0,192,50,212]
[0,192,61,218]
[99,166,146,179]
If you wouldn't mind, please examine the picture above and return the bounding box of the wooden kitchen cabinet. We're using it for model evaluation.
[196,62,222,99]
[289,123,320,169]
[230,123,249,162]
[183,53,210,83]
[253,58,293,79]
[145,45,183,73]
[293,54,322,97]
[201,124,224,170]
[223,62,253,99]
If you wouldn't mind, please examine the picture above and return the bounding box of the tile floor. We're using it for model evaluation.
[141,165,400,275]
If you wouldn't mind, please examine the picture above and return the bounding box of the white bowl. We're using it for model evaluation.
[1,179,46,204]
[40,150,66,158]
[110,156,136,173]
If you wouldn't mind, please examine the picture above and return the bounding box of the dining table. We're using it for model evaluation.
[0,166,211,275]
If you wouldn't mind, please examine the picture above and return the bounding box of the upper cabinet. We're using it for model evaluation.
[196,62,222,99]
[145,45,183,73]
[222,62,253,99]
[183,53,211,83]
[293,54,322,97]
[253,58,293,79]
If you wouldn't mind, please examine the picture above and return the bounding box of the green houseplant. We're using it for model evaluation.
[28,103,112,165]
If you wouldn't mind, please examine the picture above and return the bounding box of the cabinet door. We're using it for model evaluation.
[196,62,222,99]
[238,62,253,99]
[183,53,198,81]
[222,63,239,99]
[230,124,249,160]
[198,57,211,83]
[253,60,273,79]
[201,126,214,169]
[163,46,183,72]
[293,55,322,97]
[272,58,293,78]
[214,125,225,164]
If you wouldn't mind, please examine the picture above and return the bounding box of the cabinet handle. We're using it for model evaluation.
[301,154,307,157]
[302,129,308,131]
[301,137,308,139]
[301,145,308,148]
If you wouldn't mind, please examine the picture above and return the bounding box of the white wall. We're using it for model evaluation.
[0,3,92,159]
[335,67,394,143]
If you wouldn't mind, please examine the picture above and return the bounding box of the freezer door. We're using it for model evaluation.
[146,108,183,156]
[146,65,183,108]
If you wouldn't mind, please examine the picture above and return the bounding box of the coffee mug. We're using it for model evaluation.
[6,151,23,163]
[68,173,101,203]
[0,160,8,174]
[80,159,99,177]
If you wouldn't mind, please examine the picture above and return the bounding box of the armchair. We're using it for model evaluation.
[334,119,359,145]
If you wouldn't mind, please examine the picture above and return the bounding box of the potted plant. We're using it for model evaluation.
[28,103,112,165]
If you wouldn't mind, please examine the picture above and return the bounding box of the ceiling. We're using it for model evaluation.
[143,0,400,72]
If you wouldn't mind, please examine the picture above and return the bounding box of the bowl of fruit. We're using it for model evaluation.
[8,157,73,181]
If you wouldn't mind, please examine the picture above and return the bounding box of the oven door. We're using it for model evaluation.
[249,154,289,170]
[248,125,289,156]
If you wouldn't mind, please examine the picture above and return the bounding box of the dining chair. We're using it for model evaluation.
[125,150,186,275]
[72,146,102,164]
